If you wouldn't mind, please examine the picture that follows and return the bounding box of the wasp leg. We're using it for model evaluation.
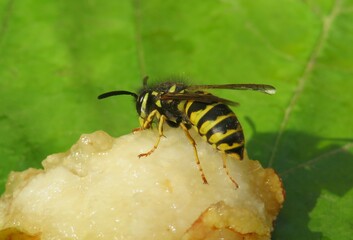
[180,123,208,184]
[143,110,158,129]
[132,127,143,133]
[138,115,166,158]
[132,110,158,133]
[222,154,239,189]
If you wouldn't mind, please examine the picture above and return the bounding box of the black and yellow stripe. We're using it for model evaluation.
[185,100,244,160]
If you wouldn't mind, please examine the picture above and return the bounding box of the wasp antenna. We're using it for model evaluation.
[98,90,138,100]
[143,76,149,87]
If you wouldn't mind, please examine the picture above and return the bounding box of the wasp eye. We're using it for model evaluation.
[136,93,149,118]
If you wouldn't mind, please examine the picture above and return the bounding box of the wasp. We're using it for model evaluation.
[98,77,276,188]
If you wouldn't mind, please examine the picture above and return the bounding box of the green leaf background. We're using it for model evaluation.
[1,0,353,239]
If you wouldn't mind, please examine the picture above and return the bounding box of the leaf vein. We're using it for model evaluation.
[280,142,353,176]
[132,0,147,78]
[0,0,14,48]
[245,22,295,62]
[268,0,343,167]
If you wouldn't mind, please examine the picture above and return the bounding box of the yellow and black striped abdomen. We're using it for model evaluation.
[185,101,244,160]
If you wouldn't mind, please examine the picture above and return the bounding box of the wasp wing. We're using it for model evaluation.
[187,84,276,95]
[161,92,239,106]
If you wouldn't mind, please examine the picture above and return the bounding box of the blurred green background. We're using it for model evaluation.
[1,0,353,239]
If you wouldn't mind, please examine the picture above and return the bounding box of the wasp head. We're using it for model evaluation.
[136,89,159,127]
